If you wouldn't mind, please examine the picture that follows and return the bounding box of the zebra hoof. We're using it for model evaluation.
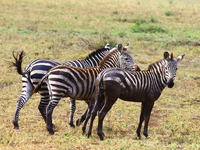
[13,121,19,129]
[14,126,19,130]
[98,132,105,141]
[87,131,91,138]
[76,119,82,126]
[69,122,75,128]
[82,126,86,134]
[49,131,54,135]
[47,128,54,135]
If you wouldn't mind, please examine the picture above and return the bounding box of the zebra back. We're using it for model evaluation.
[97,52,185,100]
[33,44,138,96]
[15,44,111,87]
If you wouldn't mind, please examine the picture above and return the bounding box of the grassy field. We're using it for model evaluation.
[0,0,200,149]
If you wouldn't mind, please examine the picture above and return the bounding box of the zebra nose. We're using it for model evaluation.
[167,78,174,88]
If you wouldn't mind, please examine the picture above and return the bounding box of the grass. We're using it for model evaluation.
[0,0,200,149]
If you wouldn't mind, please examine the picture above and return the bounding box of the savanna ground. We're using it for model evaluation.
[0,0,200,149]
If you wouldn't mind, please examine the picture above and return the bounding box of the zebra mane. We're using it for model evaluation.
[147,58,166,71]
[98,48,118,68]
[83,47,109,61]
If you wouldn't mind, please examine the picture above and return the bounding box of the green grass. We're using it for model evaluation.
[131,21,167,33]
[0,0,200,149]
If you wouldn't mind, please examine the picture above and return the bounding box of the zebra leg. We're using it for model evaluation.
[68,98,76,128]
[97,97,117,141]
[143,101,154,138]
[38,95,50,123]
[76,109,87,127]
[97,89,121,140]
[13,78,34,129]
[136,102,145,139]
[87,95,104,138]
[46,99,60,135]
[76,100,90,127]
[82,101,94,134]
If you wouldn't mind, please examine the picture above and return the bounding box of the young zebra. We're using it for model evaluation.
[87,52,185,140]
[12,44,111,129]
[33,44,140,135]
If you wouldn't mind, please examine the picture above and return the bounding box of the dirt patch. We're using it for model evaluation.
[149,109,168,127]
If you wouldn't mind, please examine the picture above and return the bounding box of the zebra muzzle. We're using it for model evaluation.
[167,78,174,88]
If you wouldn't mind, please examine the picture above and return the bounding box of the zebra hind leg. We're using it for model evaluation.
[46,97,62,135]
[13,79,33,129]
[38,96,50,123]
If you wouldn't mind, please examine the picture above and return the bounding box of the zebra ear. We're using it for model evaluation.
[177,54,185,62]
[164,52,170,60]
[117,43,123,53]
[104,43,110,49]
[123,43,130,51]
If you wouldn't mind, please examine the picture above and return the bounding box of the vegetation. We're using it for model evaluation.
[0,0,200,149]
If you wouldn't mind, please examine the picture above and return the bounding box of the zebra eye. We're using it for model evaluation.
[125,58,128,60]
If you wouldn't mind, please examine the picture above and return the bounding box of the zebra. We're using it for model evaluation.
[12,43,111,129]
[33,44,140,135]
[87,52,185,140]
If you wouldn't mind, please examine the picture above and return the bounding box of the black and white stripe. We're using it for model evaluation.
[12,44,111,129]
[33,44,139,135]
[87,52,185,140]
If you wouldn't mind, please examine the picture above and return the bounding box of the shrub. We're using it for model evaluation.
[165,11,174,16]
[131,21,167,33]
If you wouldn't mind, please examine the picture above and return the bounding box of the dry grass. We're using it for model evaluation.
[0,0,200,149]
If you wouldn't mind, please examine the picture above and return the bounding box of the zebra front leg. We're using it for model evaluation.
[136,102,145,139]
[76,109,87,126]
[143,101,154,138]
[76,100,90,127]
[82,101,94,133]
[68,98,76,128]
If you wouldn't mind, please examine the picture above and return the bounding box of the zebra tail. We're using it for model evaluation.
[11,51,25,75]
[32,75,47,94]
[96,74,106,97]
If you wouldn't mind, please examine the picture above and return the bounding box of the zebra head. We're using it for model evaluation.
[117,44,140,71]
[99,43,139,71]
[163,52,185,88]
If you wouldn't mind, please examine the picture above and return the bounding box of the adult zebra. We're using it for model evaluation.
[87,52,185,140]
[33,44,140,135]
[12,44,111,129]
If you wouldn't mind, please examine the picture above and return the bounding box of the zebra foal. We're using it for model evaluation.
[33,44,139,135]
[87,52,185,140]
[12,44,111,129]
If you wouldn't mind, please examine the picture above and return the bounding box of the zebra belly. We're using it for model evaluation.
[119,94,146,102]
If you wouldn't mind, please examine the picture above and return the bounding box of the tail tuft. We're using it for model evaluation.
[11,51,25,75]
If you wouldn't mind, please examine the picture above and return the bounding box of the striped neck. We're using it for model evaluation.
[98,48,120,69]
[148,59,168,86]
